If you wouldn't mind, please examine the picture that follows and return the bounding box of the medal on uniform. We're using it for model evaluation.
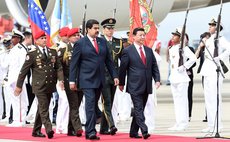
[51,56,56,67]
[39,54,42,57]
[26,55,30,60]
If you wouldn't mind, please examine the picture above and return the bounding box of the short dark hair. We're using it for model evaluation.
[86,19,99,30]
[23,31,32,38]
[132,27,145,35]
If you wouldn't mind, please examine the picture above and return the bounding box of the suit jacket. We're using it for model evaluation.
[16,46,64,94]
[119,44,160,95]
[69,36,118,89]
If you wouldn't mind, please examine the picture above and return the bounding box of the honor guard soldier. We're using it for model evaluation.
[14,31,64,139]
[200,18,230,133]
[0,36,13,122]
[168,27,196,131]
[7,30,32,127]
[99,18,122,135]
[57,27,83,137]
[55,27,70,134]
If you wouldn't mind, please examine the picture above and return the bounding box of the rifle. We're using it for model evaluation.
[213,0,223,57]
[178,0,191,66]
[81,3,87,36]
[213,0,228,73]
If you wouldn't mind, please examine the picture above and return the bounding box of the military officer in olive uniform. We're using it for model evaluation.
[14,31,64,139]
[57,27,83,137]
[99,18,123,135]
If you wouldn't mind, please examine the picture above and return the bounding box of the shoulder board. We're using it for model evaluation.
[17,45,22,49]
[29,48,36,52]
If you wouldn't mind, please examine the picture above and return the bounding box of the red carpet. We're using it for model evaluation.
[0,126,229,142]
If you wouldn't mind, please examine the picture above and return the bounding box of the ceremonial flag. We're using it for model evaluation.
[129,0,157,48]
[50,0,72,44]
[60,0,72,28]
[50,0,61,44]
[28,0,51,46]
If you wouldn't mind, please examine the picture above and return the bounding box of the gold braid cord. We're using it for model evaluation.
[112,39,122,60]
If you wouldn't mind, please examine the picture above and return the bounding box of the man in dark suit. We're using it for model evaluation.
[69,19,119,140]
[99,18,123,135]
[119,27,160,139]
[14,31,64,139]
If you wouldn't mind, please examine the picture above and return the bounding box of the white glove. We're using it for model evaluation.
[213,57,220,63]
[177,65,186,72]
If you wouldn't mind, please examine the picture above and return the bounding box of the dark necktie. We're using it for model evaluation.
[43,48,47,60]
[178,48,184,66]
[139,46,146,65]
[93,38,99,53]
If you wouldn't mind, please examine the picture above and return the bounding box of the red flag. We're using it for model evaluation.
[129,0,157,48]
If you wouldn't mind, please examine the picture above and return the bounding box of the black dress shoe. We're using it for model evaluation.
[76,129,83,137]
[47,130,54,139]
[110,126,118,135]
[67,130,77,136]
[86,134,100,140]
[143,133,150,139]
[99,131,110,135]
[32,131,46,138]
[129,134,142,138]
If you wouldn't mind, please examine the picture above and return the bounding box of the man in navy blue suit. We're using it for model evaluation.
[119,27,160,139]
[69,19,119,140]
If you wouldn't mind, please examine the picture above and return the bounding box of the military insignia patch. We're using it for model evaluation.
[58,51,61,56]
[26,55,30,60]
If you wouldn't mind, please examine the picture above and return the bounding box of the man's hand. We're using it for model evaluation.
[119,85,124,92]
[59,81,65,90]
[177,65,186,72]
[70,83,77,91]
[114,78,119,86]
[213,57,220,63]
[14,87,22,96]
[155,81,161,89]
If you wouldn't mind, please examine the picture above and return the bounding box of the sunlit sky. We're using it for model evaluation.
[157,2,230,47]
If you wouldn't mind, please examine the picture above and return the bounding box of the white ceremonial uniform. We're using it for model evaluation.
[200,34,230,132]
[0,49,12,122]
[7,43,29,126]
[0,48,8,119]
[168,44,196,131]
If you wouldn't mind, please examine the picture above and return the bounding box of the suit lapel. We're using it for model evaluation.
[143,46,149,66]
[86,36,99,54]
[132,45,146,66]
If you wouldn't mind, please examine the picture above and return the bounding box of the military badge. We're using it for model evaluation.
[51,56,56,63]
[58,51,61,56]
[26,55,30,60]
[36,58,42,66]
